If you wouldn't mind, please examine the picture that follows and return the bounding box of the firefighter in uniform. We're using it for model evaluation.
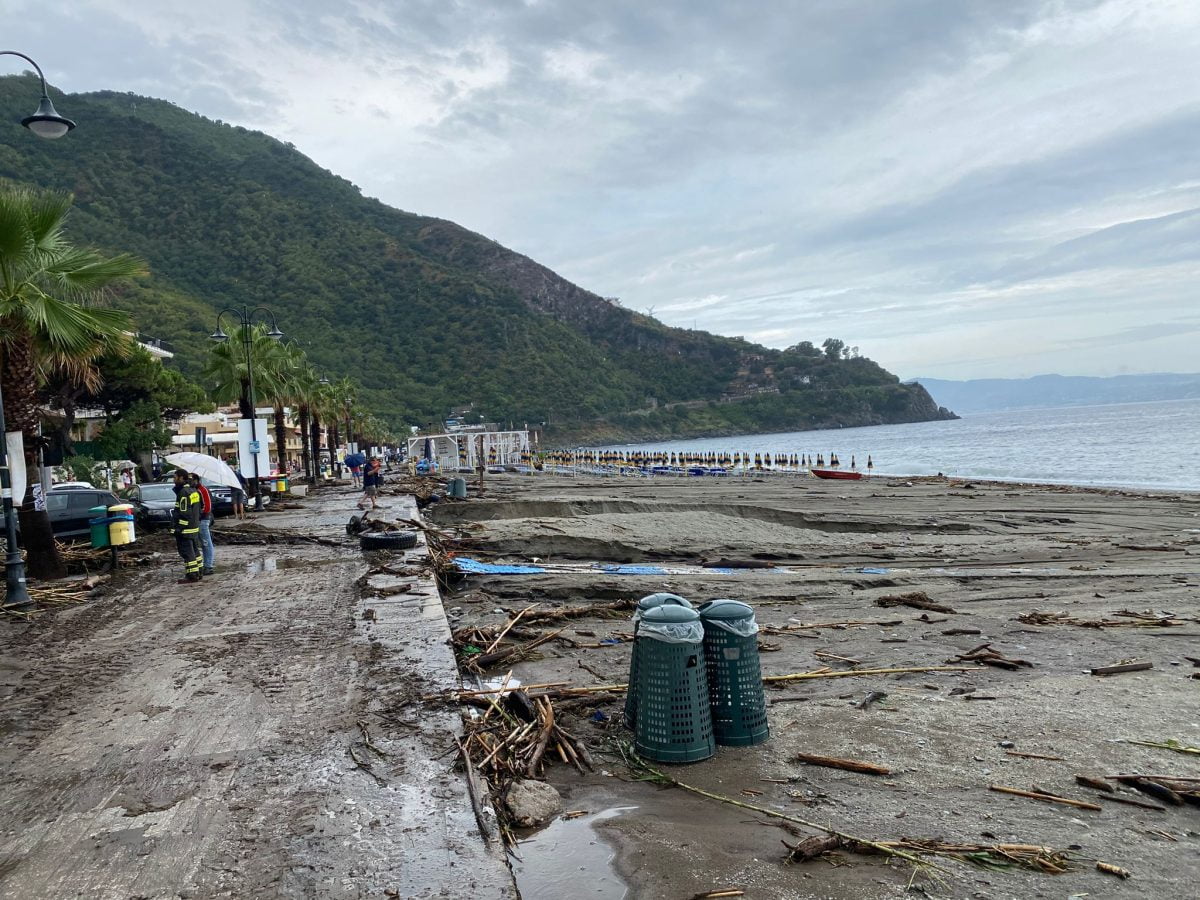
[172,469,203,583]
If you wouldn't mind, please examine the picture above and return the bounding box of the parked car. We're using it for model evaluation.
[124,482,178,529]
[44,488,122,540]
[152,475,269,516]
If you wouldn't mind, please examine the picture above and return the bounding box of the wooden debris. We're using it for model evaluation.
[1113,777,1184,807]
[950,643,1033,670]
[690,890,745,899]
[791,752,891,776]
[942,627,982,636]
[875,591,956,614]
[1075,775,1114,793]
[856,690,887,710]
[1019,610,1188,629]
[814,650,861,665]
[1123,738,1199,756]
[1096,861,1131,879]
[467,629,563,673]
[764,665,982,684]
[1090,661,1153,676]
[989,784,1102,811]
[1005,750,1064,761]
[782,834,842,862]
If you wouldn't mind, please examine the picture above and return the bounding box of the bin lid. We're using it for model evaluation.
[89,505,109,516]
[699,599,755,622]
[641,604,700,624]
[108,503,134,513]
[636,592,692,612]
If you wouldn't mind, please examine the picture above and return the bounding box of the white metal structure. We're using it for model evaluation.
[406,430,530,471]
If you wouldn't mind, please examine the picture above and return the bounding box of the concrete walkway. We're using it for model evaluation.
[0,487,516,899]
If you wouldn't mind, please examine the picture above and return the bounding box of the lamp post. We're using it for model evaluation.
[1,51,76,612]
[210,307,284,511]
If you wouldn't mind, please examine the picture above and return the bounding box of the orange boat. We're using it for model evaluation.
[810,467,863,480]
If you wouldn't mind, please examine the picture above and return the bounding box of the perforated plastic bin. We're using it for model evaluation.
[624,593,692,729]
[633,604,715,764]
[699,599,769,747]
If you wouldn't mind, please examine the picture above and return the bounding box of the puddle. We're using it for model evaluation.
[511,806,633,899]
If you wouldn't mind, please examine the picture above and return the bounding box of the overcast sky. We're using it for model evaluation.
[6,0,1200,379]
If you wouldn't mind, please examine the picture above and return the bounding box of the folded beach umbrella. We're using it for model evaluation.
[164,452,243,489]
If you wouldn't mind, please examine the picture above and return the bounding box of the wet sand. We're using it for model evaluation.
[432,472,1200,899]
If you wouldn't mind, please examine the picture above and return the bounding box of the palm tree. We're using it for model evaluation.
[0,186,144,578]
[290,364,320,482]
[202,324,287,419]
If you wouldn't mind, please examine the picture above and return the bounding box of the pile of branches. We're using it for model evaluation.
[1019,610,1191,628]
[453,601,635,673]
[783,835,1074,874]
[381,475,444,504]
[456,678,595,844]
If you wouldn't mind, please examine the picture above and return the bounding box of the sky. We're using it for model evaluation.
[5,0,1200,380]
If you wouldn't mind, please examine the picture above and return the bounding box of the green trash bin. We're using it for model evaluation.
[449,477,468,499]
[699,599,769,747]
[624,593,692,729]
[633,604,715,764]
[88,506,111,549]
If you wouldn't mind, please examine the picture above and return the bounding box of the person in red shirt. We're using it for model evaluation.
[191,472,216,575]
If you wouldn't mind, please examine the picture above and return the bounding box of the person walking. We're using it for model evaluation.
[232,468,248,520]
[360,456,382,510]
[172,469,203,584]
[192,472,215,576]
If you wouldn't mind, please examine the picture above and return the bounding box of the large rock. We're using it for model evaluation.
[504,779,561,827]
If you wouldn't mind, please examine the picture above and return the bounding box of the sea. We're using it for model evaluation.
[611,397,1200,493]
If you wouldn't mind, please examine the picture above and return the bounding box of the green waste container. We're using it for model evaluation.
[699,599,769,747]
[449,477,468,499]
[624,593,692,729]
[88,505,111,549]
[633,604,714,764]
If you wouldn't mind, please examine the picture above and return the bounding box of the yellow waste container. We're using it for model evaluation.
[107,503,136,546]
[275,475,289,493]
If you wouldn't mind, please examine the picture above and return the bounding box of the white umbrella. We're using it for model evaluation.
[164,452,243,490]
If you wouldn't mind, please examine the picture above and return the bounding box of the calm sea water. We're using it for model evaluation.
[612,398,1200,492]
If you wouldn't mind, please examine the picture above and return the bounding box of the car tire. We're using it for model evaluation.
[359,530,418,551]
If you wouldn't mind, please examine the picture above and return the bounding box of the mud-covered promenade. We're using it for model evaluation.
[0,486,515,900]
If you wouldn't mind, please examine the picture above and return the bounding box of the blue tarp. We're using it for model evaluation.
[453,558,546,575]
[599,564,668,575]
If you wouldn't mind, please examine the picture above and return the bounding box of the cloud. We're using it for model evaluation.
[5,0,1200,378]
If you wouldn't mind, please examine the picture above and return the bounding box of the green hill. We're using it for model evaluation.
[0,75,955,441]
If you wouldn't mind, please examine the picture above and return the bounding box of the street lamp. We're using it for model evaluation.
[210,307,284,511]
[2,51,76,139]
[1,51,75,612]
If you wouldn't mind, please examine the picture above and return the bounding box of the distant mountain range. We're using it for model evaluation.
[913,373,1200,415]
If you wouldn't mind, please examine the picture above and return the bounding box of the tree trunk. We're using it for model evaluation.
[298,404,312,482]
[274,401,288,476]
[238,377,252,420]
[0,323,66,579]
[330,424,342,478]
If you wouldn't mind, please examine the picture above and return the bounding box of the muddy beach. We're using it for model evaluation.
[431,472,1200,899]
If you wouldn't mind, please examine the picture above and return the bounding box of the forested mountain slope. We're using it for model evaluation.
[0,75,954,440]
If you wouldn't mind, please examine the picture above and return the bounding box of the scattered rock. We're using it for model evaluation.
[505,779,561,827]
